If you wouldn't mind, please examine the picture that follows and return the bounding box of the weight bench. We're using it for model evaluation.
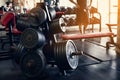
[0,12,21,60]
[61,32,116,49]
[0,12,21,47]
[106,23,118,36]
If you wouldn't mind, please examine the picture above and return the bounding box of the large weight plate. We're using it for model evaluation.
[30,7,47,24]
[14,43,26,64]
[54,40,79,70]
[21,28,46,49]
[20,49,46,78]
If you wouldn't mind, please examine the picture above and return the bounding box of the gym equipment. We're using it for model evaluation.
[65,7,75,14]
[20,28,46,49]
[12,2,80,78]
[53,40,79,70]
[48,7,56,20]
[20,49,46,78]
[13,43,26,64]
[49,18,66,34]
[0,12,21,61]
[16,7,47,32]
[67,17,76,26]
[61,32,115,49]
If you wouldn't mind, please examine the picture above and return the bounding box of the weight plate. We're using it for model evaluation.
[48,7,56,20]
[49,18,66,34]
[21,28,46,49]
[54,40,79,70]
[20,49,46,78]
[30,7,47,24]
[14,43,26,64]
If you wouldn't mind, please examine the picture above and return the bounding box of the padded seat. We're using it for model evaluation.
[61,32,114,40]
[12,26,22,34]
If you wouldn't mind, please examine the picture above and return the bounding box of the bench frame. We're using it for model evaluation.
[60,23,118,49]
[61,32,115,49]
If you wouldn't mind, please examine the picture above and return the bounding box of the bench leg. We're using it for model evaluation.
[106,36,116,49]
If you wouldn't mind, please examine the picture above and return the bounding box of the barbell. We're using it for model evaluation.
[15,40,82,79]
[53,40,80,70]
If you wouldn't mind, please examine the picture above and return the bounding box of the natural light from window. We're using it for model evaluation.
[60,0,118,27]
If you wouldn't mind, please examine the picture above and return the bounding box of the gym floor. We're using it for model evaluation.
[0,26,119,80]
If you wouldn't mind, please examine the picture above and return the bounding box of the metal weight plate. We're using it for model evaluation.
[49,18,66,34]
[30,7,47,24]
[16,18,31,32]
[54,40,79,70]
[48,7,56,20]
[43,44,53,59]
[21,28,46,49]
[20,49,46,78]
[14,43,26,64]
